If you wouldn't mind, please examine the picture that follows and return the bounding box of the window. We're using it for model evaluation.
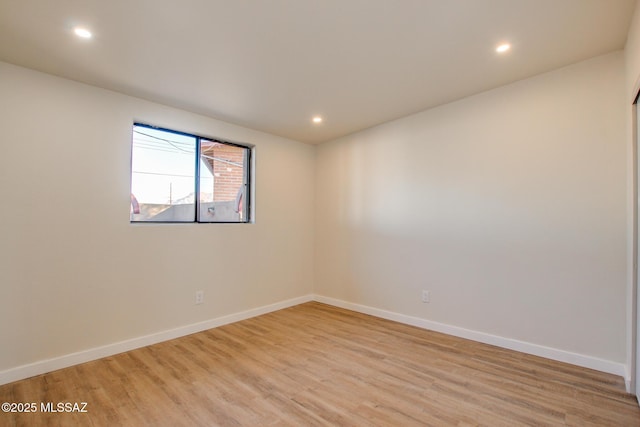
[130,123,251,223]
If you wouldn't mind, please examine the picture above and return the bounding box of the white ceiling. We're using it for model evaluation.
[0,0,636,144]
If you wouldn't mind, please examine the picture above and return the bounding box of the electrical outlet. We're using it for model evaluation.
[421,290,430,303]
[195,290,204,305]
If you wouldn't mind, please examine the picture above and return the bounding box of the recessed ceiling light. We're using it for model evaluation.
[312,116,323,124]
[74,27,92,39]
[496,43,511,53]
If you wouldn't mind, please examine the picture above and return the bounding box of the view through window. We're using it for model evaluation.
[130,124,251,223]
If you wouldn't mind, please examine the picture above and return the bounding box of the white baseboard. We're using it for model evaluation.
[1,293,629,393]
[0,295,314,386]
[313,295,628,386]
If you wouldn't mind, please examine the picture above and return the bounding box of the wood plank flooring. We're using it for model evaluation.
[1,302,639,426]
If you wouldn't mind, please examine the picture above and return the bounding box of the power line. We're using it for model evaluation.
[133,129,194,153]
[133,144,192,155]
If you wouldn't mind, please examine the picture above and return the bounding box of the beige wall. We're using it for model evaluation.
[627,1,640,97]
[0,61,315,372]
[0,19,636,383]
[316,52,627,363]
[625,0,640,393]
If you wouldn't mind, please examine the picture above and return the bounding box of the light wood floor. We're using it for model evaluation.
[1,302,639,426]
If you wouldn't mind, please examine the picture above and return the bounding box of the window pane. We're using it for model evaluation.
[199,140,248,222]
[130,126,196,222]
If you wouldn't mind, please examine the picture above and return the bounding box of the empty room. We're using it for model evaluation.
[3,0,640,425]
